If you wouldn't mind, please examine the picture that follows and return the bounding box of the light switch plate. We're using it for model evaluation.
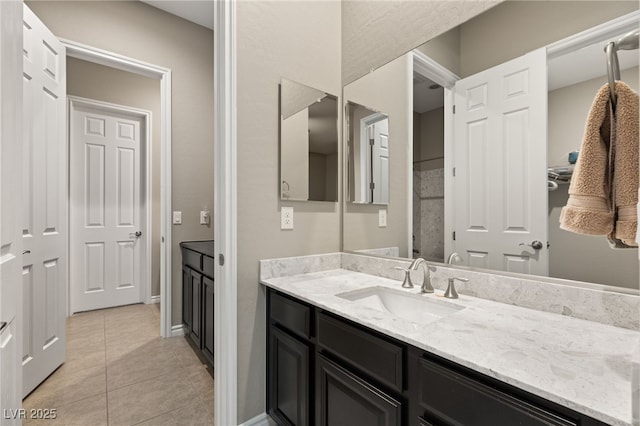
[378,209,387,227]
[200,210,210,225]
[173,211,182,225]
[281,207,294,230]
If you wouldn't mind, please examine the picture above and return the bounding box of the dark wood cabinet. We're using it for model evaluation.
[316,355,401,426]
[269,325,311,426]
[180,241,214,368]
[266,288,608,426]
[202,276,214,363]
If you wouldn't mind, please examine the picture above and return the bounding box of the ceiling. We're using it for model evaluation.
[141,1,214,30]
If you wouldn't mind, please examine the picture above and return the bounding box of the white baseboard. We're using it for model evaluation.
[170,324,184,337]
[150,295,160,304]
[239,413,275,426]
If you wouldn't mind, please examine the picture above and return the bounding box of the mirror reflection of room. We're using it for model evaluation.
[280,78,338,202]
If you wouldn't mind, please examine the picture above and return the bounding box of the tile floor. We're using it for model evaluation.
[23,303,214,425]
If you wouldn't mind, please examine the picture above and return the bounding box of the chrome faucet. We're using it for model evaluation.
[447,252,462,264]
[409,257,434,293]
[444,277,469,299]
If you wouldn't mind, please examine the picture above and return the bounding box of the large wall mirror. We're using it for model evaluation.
[342,1,639,292]
[280,78,338,202]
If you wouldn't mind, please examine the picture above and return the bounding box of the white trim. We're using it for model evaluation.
[68,96,151,312]
[214,1,238,425]
[412,50,459,89]
[150,295,160,304]
[61,39,173,338]
[239,413,276,426]
[170,324,184,337]
[547,11,640,59]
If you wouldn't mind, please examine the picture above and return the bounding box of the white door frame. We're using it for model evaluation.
[60,39,173,338]
[214,0,237,425]
[68,95,152,312]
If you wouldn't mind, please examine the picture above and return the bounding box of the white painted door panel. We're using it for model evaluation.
[371,118,389,204]
[1,1,24,419]
[453,48,548,276]
[70,103,143,313]
[21,4,67,398]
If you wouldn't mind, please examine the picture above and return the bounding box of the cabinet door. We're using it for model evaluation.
[316,355,402,426]
[182,267,191,334]
[202,276,214,363]
[269,326,310,426]
[189,270,202,347]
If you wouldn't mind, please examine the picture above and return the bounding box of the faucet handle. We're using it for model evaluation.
[444,277,468,299]
[393,266,414,288]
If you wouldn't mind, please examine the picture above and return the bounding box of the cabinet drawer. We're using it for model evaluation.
[317,312,403,393]
[202,255,214,278]
[270,292,311,339]
[416,356,577,426]
[183,249,202,271]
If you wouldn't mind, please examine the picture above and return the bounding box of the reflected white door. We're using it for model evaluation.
[70,100,145,313]
[453,48,548,276]
[1,1,24,419]
[370,118,389,204]
[22,4,67,397]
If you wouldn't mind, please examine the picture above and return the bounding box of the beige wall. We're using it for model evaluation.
[343,54,412,257]
[236,1,341,421]
[67,58,162,297]
[459,1,639,77]
[27,1,215,326]
[341,0,499,85]
[548,68,639,289]
[416,107,444,172]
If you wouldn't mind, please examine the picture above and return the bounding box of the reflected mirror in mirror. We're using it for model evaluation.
[341,1,639,292]
[280,78,338,202]
[347,101,389,205]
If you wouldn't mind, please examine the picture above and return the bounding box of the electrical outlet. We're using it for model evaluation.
[173,211,182,225]
[200,210,210,225]
[378,209,387,227]
[281,207,294,230]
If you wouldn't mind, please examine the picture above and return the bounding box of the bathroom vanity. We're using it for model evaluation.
[261,253,639,426]
[181,240,215,366]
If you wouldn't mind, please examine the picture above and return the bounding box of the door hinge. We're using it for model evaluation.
[369,182,375,190]
[453,105,456,114]
[452,231,456,241]
[452,167,456,177]
[369,139,374,146]
[218,253,225,266]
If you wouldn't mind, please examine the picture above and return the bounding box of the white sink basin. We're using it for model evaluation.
[336,286,464,325]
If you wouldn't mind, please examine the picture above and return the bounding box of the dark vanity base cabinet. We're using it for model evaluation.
[266,288,609,426]
[316,355,401,426]
[180,241,214,368]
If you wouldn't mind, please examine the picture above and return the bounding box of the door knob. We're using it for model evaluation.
[129,231,142,238]
[519,240,543,250]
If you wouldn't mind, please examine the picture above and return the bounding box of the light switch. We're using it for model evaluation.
[200,210,210,225]
[281,207,294,230]
[173,211,182,225]
[378,209,387,227]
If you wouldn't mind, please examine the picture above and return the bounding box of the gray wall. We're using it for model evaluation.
[27,1,215,326]
[67,57,162,298]
[548,68,639,289]
[236,1,341,421]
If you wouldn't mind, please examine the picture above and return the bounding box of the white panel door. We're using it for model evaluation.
[371,118,389,204]
[21,5,67,398]
[453,48,548,276]
[70,101,144,313]
[0,1,24,420]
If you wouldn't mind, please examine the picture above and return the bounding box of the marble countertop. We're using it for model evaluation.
[261,268,639,426]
